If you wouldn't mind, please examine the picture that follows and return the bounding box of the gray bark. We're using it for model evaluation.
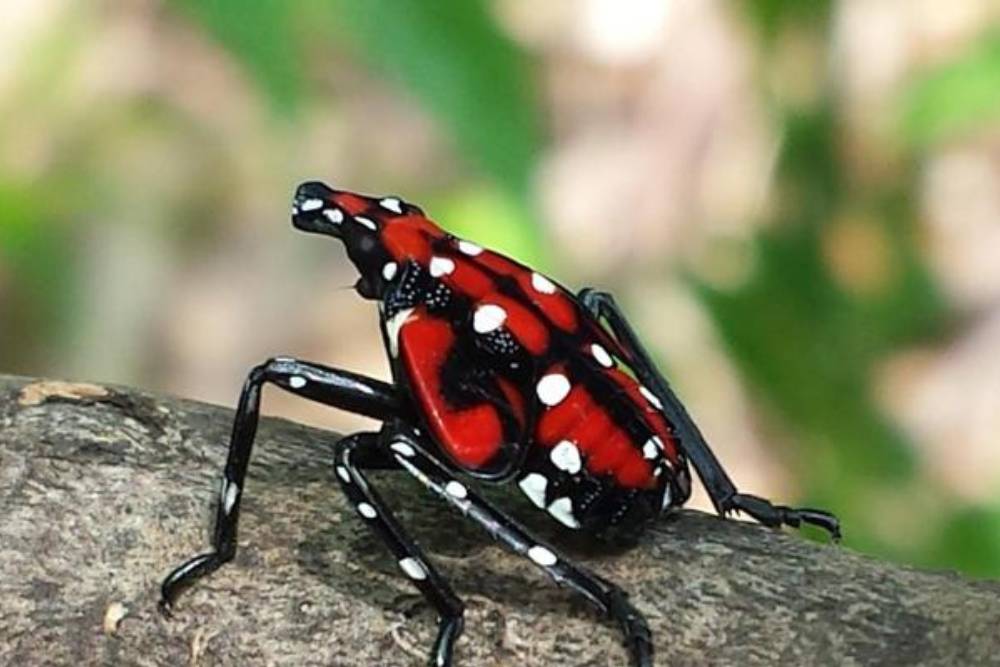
[1,374,998,666]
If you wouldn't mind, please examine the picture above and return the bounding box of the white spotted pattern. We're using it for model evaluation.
[391,441,416,458]
[289,376,307,389]
[458,240,483,256]
[549,440,581,474]
[642,436,663,460]
[355,216,378,231]
[445,481,468,499]
[531,272,557,294]
[357,502,377,519]
[536,374,571,406]
[336,466,351,483]
[399,557,428,580]
[300,198,323,211]
[429,256,455,277]
[379,197,403,214]
[473,304,507,333]
[382,262,398,281]
[223,480,239,514]
[548,497,580,529]
[323,208,344,224]
[527,545,558,567]
[640,385,664,410]
[385,307,415,357]
[591,343,614,368]
[517,473,548,508]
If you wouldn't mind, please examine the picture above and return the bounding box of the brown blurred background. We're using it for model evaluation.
[2,0,1000,576]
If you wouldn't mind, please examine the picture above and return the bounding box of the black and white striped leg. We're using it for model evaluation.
[578,288,841,540]
[334,432,464,667]
[159,357,405,614]
[384,426,653,667]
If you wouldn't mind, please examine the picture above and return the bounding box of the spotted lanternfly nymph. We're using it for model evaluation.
[160,181,840,667]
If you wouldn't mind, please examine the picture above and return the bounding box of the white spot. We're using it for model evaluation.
[379,197,403,214]
[391,441,416,458]
[473,304,507,333]
[642,436,663,460]
[357,502,377,519]
[662,484,673,511]
[527,545,558,567]
[336,466,351,483]
[550,440,581,474]
[289,376,307,389]
[399,557,428,580]
[531,272,557,294]
[355,216,377,231]
[324,208,344,224]
[518,473,548,508]
[640,385,664,410]
[223,480,239,514]
[536,374,571,406]
[382,262,398,281]
[429,256,455,277]
[274,356,295,363]
[548,497,580,528]
[591,343,614,368]
[458,240,482,256]
[300,198,323,211]
[385,307,415,357]
[445,481,468,499]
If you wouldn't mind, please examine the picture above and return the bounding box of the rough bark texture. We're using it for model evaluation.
[2,374,999,667]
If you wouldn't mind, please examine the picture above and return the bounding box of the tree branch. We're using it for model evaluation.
[2,374,997,665]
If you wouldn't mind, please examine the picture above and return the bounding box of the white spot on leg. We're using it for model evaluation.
[379,197,403,214]
[336,466,351,483]
[458,240,482,256]
[590,343,614,368]
[527,545,558,567]
[357,502,377,519]
[289,376,307,389]
[399,557,428,580]
[391,441,416,458]
[536,374,571,406]
[323,208,344,224]
[382,262,398,281]
[642,436,663,460]
[549,440,581,474]
[531,272,557,294]
[517,473,548,508]
[445,481,468,499]
[300,198,323,211]
[661,484,673,511]
[385,307,415,358]
[429,256,455,277]
[548,497,580,528]
[473,304,507,333]
[354,216,378,231]
[223,480,239,514]
[640,386,664,410]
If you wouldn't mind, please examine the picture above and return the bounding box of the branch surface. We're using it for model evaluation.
[1,375,998,666]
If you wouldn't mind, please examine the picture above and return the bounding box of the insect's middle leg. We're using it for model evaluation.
[384,427,653,667]
[578,288,841,540]
[160,357,406,613]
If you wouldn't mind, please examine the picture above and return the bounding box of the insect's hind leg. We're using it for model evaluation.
[335,432,465,667]
[384,426,653,667]
[577,288,841,540]
[159,357,406,614]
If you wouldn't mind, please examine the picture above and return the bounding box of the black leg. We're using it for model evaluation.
[383,425,653,667]
[159,357,406,613]
[578,289,841,540]
[335,432,465,667]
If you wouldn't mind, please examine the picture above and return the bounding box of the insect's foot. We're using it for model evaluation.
[605,588,653,667]
[429,613,463,667]
[728,493,841,542]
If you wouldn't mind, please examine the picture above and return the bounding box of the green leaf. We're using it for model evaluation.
[334,0,542,198]
[902,32,1000,146]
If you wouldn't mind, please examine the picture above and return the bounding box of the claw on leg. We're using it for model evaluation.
[728,493,841,541]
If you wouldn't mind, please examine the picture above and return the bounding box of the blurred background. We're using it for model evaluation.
[2,0,1000,577]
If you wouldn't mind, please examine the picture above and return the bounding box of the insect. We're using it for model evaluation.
[160,181,840,666]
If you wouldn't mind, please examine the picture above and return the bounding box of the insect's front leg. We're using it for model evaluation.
[384,426,654,667]
[578,288,841,540]
[159,357,405,614]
